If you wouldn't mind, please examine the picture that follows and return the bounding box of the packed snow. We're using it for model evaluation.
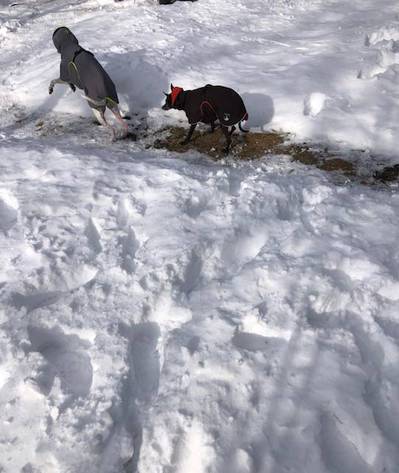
[1,0,399,472]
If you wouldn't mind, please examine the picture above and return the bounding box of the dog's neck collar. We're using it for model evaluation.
[173,90,187,110]
[171,86,183,106]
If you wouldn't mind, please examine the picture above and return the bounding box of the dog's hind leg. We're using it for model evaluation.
[221,125,232,154]
[229,125,236,136]
[92,108,116,141]
[110,106,129,138]
[180,124,197,145]
[210,121,215,133]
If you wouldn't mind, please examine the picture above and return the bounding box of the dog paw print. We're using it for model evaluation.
[27,324,93,400]
[118,226,140,275]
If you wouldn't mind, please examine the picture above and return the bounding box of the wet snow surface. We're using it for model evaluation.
[1,0,399,472]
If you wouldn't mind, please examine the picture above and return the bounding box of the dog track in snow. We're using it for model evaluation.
[232,331,287,353]
[168,417,216,473]
[118,227,140,275]
[104,322,161,471]
[11,290,63,313]
[114,197,144,274]
[181,250,203,296]
[123,322,161,404]
[26,324,93,400]
[374,314,399,342]
[84,217,103,257]
[348,314,399,450]
[0,191,18,234]
[307,308,399,471]
[319,411,374,473]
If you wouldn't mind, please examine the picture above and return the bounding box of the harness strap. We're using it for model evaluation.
[200,100,217,117]
[83,95,106,107]
[68,48,93,82]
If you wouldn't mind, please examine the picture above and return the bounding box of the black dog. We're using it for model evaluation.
[162,84,248,153]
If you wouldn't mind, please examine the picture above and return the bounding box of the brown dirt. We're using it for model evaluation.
[154,126,287,160]
[373,164,399,182]
[152,126,357,177]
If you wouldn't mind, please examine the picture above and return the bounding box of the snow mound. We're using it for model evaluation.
[304,92,327,117]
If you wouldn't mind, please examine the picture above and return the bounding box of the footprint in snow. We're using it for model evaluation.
[120,321,161,403]
[103,322,161,472]
[84,217,102,257]
[26,324,93,399]
[11,290,63,313]
[0,190,18,234]
[232,331,286,353]
[118,226,140,275]
[319,411,373,473]
[181,250,203,295]
[116,196,146,230]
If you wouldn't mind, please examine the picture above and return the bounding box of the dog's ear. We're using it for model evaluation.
[170,83,174,91]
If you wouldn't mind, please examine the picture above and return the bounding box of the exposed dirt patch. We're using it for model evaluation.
[373,164,399,182]
[153,126,286,160]
[18,117,399,186]
[153,126,357,177]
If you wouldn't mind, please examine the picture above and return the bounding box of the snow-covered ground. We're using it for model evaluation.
[1,0,399,472]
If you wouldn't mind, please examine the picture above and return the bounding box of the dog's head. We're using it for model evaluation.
[162,84,184,110]
[53,26,79,54]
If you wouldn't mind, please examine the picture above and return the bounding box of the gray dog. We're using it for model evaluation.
[49,26,128,139]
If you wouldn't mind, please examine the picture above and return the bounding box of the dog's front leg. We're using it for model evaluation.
[221,126,232,154]
[180,124,196,145]
[48,78,68,95]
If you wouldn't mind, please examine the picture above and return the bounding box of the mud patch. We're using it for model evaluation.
[153,126,285,160]
[286,145,355,175]
[373,164,399,182]
[152,127,399,186]
[153,127,356,177]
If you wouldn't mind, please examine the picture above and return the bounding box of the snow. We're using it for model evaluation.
[1,0,399,472]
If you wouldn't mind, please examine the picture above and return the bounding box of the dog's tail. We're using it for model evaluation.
[238,112,250,133]
[239,121,250,133]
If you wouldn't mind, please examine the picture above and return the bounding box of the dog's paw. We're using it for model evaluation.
[180,140,190,146]
[127,132,137,141]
